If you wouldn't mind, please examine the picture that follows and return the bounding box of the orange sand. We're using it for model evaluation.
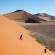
[0,15,54,55]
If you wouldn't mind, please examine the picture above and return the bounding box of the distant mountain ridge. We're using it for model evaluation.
[3,10,55,23]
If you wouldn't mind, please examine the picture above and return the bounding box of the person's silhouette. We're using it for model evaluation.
[44,48,47,53]
[20,34,22,40]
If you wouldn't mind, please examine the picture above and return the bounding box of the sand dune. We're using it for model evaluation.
[0,15,54,55]
[3,10,34,22]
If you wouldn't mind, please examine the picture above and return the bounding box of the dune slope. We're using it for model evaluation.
[0,15,54,55]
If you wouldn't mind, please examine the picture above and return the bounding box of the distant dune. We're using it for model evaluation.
[0,15,54,55]
[3,10,55,23]
[34,13,55,22]
[3,10,36,22]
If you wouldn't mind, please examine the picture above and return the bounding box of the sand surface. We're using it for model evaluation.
[0,16,54,55]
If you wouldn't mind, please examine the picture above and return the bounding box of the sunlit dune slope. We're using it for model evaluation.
[0,15,54,55]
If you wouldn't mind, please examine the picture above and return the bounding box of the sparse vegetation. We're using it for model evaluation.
[35,36,45,45]
[21,23,55,51]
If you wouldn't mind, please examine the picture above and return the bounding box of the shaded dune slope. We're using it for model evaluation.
[0,16,54,55]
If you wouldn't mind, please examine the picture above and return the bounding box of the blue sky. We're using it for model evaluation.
[0,0,55,15]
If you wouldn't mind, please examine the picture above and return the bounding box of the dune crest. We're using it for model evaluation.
[0,15,54,55]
